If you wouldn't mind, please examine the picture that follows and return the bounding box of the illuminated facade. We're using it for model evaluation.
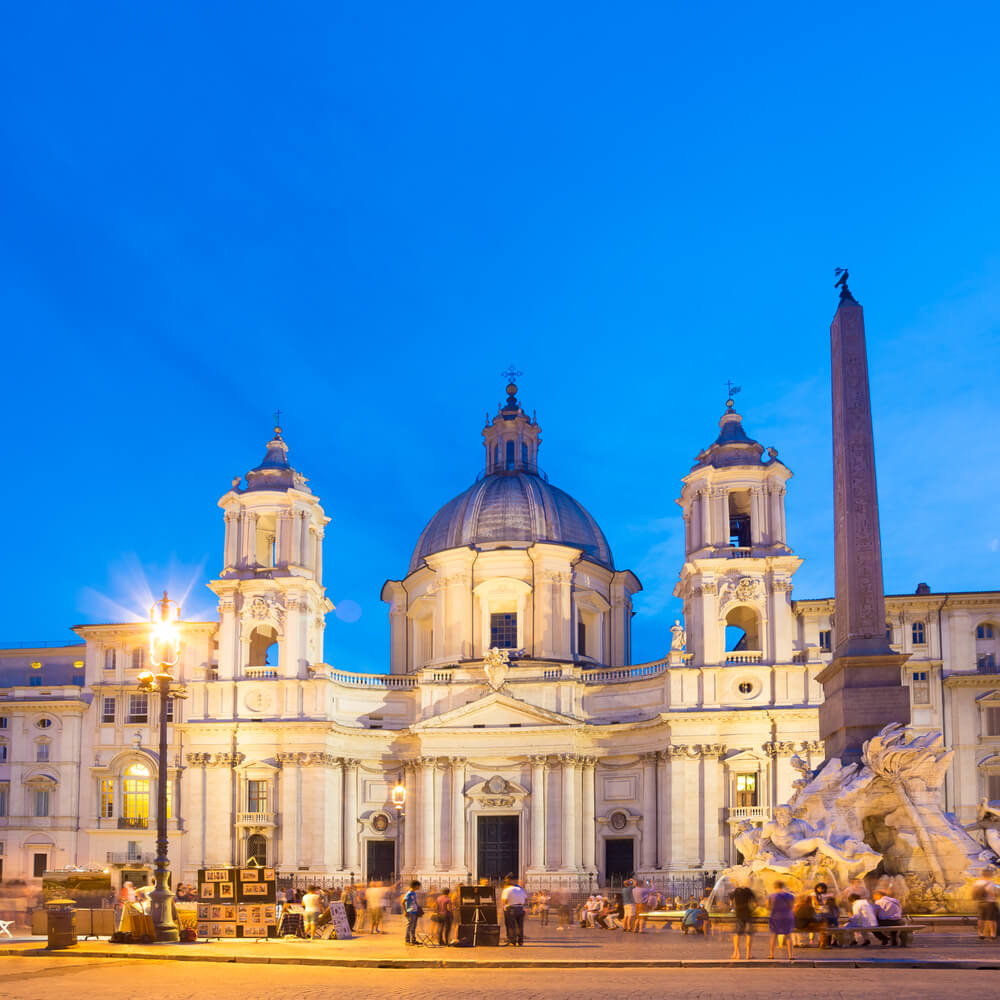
[0,383,997,888]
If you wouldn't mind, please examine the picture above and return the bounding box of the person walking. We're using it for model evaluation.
[767,880,795,960]
[501,875,528,946]
[402,880,422,945]
[537,890,550,927]
[729,881,757,960]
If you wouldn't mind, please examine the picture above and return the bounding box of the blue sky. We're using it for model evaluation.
[2,2,998,672]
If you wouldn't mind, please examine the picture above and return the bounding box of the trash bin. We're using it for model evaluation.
[46,899,77,949]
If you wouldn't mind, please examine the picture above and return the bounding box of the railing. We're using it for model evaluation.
[726,805,770,821]
[106,851,156,864]
[429,672,453,683]
[236,811,276,827]
[245,667,279,679]
[117,817,149,830]
[978,660,999,675]
[542,668,564,680]
[724,651,763,664]
[727,547,753,559]
[582,658,670,685]
[325,670,417,689]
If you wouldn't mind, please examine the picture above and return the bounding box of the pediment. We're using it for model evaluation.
[414,691,578,730]
[723,748,767,769]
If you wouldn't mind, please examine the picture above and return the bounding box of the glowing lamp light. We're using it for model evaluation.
[391,783,407,811]
[73,661,84,669]
[149,591,181,671]
[30,661,41,670]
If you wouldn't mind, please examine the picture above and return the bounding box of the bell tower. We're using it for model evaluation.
[209,423,332,681]
[674,397,801,667]
[482,377,542,474]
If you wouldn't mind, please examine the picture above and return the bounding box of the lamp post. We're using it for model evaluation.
[391,780,406,879]
[138,591,182,943]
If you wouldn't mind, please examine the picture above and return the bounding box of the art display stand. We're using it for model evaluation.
[196,867,278,940]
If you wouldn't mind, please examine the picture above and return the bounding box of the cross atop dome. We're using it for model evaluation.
[484,368,541,474]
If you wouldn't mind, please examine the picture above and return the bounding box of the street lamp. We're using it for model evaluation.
[391,781,407,814]
[138,591,182,943]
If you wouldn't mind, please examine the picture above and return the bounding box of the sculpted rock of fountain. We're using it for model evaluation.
[713,725,1000,911]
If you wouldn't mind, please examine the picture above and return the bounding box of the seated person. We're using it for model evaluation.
[681,904,708,935]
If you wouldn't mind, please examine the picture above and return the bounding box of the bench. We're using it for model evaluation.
[819,923,927,946]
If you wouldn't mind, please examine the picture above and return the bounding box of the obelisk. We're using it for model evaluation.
[816,272,909,763]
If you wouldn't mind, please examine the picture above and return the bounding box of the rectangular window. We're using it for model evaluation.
[29,676,42,687]
[130,647,145,671]
[33,853,47,878]
[735,774,758,807]
[165,697,175,723]
[988,774,1000,801]
[0,745,6,762]
[0,717,7,729]
[166,778,173,821]
[912,621,926,645]
[127,693,148,724]
[0,783,8,817]
[102,697,116,724]
[72,675,84,687]
[911,671,930,704]
[100,779,114,818]
[105,649,116,670]
[36,743,50,763]
[578,620,587,657]
[819,630,832,652]
[123,775,149,822]
[35,789,50,817]
[978,654,998,674]
[986,706,1000,737]
[978,624,995,640]
[490,612,518,649]
[247,780,268,813]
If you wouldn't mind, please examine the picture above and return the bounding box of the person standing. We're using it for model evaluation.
[433,887,453,946]
[402,880,422,945]
[730,881,757,960]
[632,880,648,934]
[301,885,322,940]
[537,889,550,927]
[501,876,528,947]
[767,880,795,960]
[621,878,636,932]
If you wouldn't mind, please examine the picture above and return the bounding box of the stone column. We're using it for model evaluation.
[184,753,211,868]
[818,282,909,762]
[750,489,763,545]
[451,757,466,872]
[417,757,435,871]
[640,752,658,870]
[699,745,725,869]
[403,762,417,873]
[433,758,447,869]
[667,746,689,869]
[581,757,596,872]
[529,755,547,870]
[699,490,710,549]
[342,759,360,872]
[656,752,669,869]
[329,757,344,870]
[277,752,301,870]
[560,755,579,871]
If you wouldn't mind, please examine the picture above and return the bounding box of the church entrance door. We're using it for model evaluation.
[366,840,396,882]
[477,815,518,881]
[604,838,634,882]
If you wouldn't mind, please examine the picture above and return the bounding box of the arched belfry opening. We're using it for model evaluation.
[248,625,279,667]
[728,490,751,548]
[725,605,761,652]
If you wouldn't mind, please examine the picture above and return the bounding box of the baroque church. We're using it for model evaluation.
[1,379,998,889]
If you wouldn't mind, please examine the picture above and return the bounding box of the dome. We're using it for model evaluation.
[409,470,614,574]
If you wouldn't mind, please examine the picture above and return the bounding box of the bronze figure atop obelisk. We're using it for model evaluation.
[817,271,909,763]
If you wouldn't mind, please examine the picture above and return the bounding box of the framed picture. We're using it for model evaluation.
[263,869,275,881]
[239,869,259,882]
[205,870,230,883]
[243,923,268,938]
[196,922,210,937]
[219,882,234,898]
[197,904,211,920]
[248,906,262,924]
[199,884,216,899]
[243,882,268,896]
[237,906,249,924]
[210,905,225,921]
[223,906,237,922]
[263,905,276,923]
[209,923,223,937]
[221,923,237,937]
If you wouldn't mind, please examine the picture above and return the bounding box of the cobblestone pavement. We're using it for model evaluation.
[0,958,998,1000]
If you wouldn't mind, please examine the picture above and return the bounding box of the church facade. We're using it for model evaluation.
[1,381,998,889]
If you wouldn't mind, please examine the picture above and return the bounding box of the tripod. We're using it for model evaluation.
[470,903,490,946]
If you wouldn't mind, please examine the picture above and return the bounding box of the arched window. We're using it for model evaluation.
[248,626,279,667]
[521,441,528,466]
[131,647,145,671]
[977,623,995,640]
[912,621,926,645]
[725,606,761,654]
[505,440,515,471]
[122,762,151,826]
[246,833,267,866]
